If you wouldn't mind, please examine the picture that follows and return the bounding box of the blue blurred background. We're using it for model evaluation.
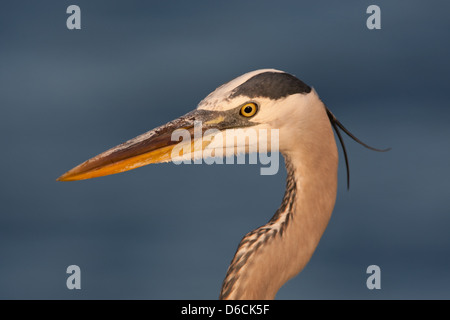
[0,0,449,299]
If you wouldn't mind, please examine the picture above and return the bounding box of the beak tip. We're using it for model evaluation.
[56,174,68,182]
[56,170,80,182]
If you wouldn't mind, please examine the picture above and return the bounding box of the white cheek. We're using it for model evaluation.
[205,126,279,155]
[249,99,282,123]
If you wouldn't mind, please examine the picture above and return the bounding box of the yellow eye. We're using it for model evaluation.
[240,102,258,118]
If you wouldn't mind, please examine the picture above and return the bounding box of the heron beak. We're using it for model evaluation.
[57,109,226,181]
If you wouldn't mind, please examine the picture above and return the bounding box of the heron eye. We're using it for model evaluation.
[240,103,258,118]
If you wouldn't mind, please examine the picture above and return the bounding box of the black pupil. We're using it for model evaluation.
[244,106,253,114]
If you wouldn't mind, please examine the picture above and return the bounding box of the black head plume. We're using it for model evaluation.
[326,108,390,189]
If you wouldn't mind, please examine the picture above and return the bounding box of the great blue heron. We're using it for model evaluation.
[57,69,388,299]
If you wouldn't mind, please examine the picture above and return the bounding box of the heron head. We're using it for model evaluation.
[57,69,311,181]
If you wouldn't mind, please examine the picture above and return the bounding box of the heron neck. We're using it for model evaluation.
[220,115,338,299]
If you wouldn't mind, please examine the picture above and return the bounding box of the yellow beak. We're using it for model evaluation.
[57,109,224,181]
